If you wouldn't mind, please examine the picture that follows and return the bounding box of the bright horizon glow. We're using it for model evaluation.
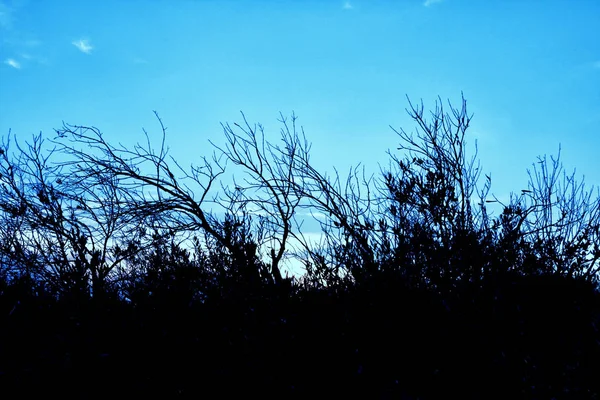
[1,0,599,276]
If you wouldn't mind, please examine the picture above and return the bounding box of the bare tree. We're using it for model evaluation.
[385,94,487,240]
[210,112,307,285]
[495,146,600,280]
[14,94,593,294]
[374,94,492,288]
[53,113,287,288]
[207,97,488,286]
[0,132,146,297]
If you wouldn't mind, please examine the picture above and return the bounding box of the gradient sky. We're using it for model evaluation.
[1,0,599,264]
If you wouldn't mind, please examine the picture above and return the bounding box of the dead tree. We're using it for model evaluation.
[0,132,146,297]
[53,113,281,287]
[497,146,600,280]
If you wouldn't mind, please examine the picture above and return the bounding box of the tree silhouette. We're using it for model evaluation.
[1,95,598,398]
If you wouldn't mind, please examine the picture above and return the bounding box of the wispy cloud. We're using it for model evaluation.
[72,38,93,54]
[4,58,20,69]
[311,212,328,221]
[300,211,328,221]
[19,52,49,65]
[423,0,443,6]
[0,3,45,68]
[342,2,353,10]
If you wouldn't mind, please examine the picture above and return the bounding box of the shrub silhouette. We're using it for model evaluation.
[0,95,599,398]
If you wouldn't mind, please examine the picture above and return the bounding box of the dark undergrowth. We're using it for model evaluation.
[1,269,598,399]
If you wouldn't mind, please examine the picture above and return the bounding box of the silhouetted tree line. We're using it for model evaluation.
[1,95,599,398]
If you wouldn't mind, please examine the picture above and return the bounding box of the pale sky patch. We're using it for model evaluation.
[310,212,328,221]
[19,52,48,65]
[0,1,13,30]
[297,231,326,246]
[342,2,353,10]
[133,57,148,64]
[468,125,496,144]
[2,37,41,48]
[593,60,600,69]
[23,39,41,47]
[72,38,93,54]
[4,58,20,69]
[424,0,443,7]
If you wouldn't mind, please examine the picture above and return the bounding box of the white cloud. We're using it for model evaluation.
[423,0,443,6]
[297,211,329,221]
[342,2,353,9]
[72,38,93,54]
[4,58,20,69]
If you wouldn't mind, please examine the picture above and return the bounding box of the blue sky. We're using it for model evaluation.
[1,0,599,225]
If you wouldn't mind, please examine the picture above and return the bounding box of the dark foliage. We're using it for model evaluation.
[1,96,599,398]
